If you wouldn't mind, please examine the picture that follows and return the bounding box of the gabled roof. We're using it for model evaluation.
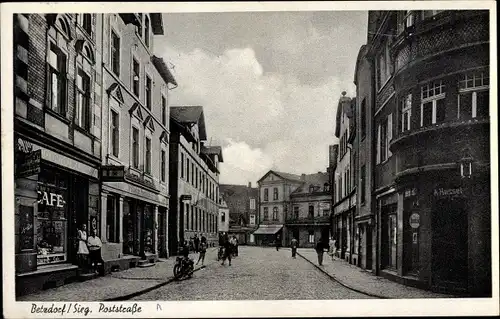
[334,92,354,138]
[170,106,207,140]
[257,170,303,183]
[202,146,224,163]
[291,172,329,195]
[152,55,177,86]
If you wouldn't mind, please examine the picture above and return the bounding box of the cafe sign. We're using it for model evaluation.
[37,190,66,207]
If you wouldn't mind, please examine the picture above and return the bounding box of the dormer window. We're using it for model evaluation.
[309,185,315,193]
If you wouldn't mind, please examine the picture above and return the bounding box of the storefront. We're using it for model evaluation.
[15,138,100,296]
[252,225,283,246]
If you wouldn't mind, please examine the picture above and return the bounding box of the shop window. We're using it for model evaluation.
[36,172,69,265]
[47,43,67,116]
[106,195,119,243]
[420,81,446,127]
[272,207,278,221]
[263,207,269,221]
[111,109,119,157]
[264,188,269,201]
[132,127,139,168]
[401,93,412,132]
[76,70,91,131]
[293,206,299,219]
[132,58,140,97]
[145,137,151,174]
[161,149,166,182]
[273,187,278,200]
[145,75,152,110]
[308,205,314,218]
[110,30,120,76]
[308,230,315,243]
[458,72,489,119]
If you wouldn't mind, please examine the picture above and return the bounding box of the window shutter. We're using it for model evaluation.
[376,124,381,164]
[387,113,393,157]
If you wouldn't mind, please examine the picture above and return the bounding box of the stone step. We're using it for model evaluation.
[78,272,97,281]
[137,262,155,268]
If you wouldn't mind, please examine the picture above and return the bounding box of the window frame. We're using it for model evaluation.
[161,95,167,125]
[131,126,140,169]
[145,74,152,110]
[144,136,151,175]
[110,107,120,157]
[458,72,489,119]
[110,29,121,77]
[263,207,269,221]
[272,207,278,221]
[401,93,412,132]
[273,187,279,200]
[161,149,166,183]
[75,69,92,131]
[264,188,269,201]
[420,81,446,127]
[132,57,140,98]
[47,42,68,116]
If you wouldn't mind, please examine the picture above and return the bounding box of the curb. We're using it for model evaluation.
[296,251,388,299]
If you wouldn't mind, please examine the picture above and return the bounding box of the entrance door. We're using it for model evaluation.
[293,229,300,247]
[432,197,468,289]
[366,225,373,270]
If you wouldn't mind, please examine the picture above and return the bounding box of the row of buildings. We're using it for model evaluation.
[244,10,490,298]
[329,10,491,297]
[13,13,223,296]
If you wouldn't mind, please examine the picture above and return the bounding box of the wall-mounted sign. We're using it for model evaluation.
[433,187,464,197]
[409,213,420,229]
[17,137,34,153]
[180,195,192,201]
[404,188,417,198]
[37,190,65,207]
[16,150,41,178]
[101,165,125,182]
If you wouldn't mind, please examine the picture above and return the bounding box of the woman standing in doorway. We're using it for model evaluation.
[77,224,89,269]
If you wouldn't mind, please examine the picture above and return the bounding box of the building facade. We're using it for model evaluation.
[13,13,103,295]
[99,14,176,268]
[286,173,331,248]
[220,183,258,245]
[356,10,491,296]
[218,197,230,234]
[332,93,357,264]
[169,106,222,254]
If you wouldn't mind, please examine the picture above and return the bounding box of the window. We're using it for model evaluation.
[458,72,489,119]
[195,167,198,188]
[272,207,278,221]
[48,43,67,115]
[132,58,140,97]
[377,114,392,163]
[420,81,446,126]
[144,15,150,48]
[421,10,443,20]
[195,207,198,231]
[361,98,367,138]
[186,203,190,230]
[145,75,152,110]
[263,207,269,221]
[186,158,190,183]
[338,176,342,201]
[308,205,314,218]
[161,95,167,125]
[250,198,256,210]
[377,40,392,90]
[161,150,166,182]
[308,230,315,243]
[75,70,91,130]
[106,195,118,243]
[132,127,139,168]
[111,110,119,157]
[323,209,329,217]
[181,153,184,179]
[360,165,366,203]
[401,93,412,132]
[221,212,225,222]
[323,183,329,192]
[191,163,194,185]
[293,206,299,219]
[145,137,151,174]
[82,14,92,35]
[273,188,278,200]
[110,30,120,76]
[136,14,143,36]
[264,188,269,201]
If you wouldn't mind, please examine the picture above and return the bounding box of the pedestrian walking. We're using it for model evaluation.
[290,237,298,258]
[221,234,232,266]
[194,234,200,253]
[275,234,281,251]
[196,238,207,266]
[328,237,337,261]
[87,229,104,275]
[201,233,207,244]
[315,238,326,266]
[77,224,89,270]
[234,237,239,257]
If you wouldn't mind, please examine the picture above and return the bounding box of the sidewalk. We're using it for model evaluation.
[17,248,218,302]
[296,248,452,299]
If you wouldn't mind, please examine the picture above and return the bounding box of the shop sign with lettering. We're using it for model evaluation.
[409,213,420,229]
[16,150,41,178]
[37,190,66,207]
[101,165,125,182]
[433,187,464,197]
[404,188,417,198]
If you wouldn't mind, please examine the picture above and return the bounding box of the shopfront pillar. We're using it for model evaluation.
[101,192,108,243]
[154,205,159,254]
[118,197,124,243]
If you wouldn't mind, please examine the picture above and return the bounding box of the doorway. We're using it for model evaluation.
[158,207,167,257]
[366,225,373,270]
[432,197,468,289]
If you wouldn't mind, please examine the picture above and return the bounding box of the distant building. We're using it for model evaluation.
[218,197,229,234]
[219,182,258,244]
[286,173,331,248]
[168,106,223,253]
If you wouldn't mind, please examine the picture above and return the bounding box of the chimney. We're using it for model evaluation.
[248,182,252,188]
[301,174,306,181]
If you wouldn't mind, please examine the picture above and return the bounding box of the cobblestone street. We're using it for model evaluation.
[130,246,372,300]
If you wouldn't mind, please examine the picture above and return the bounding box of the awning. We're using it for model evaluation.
[252,225,283,235]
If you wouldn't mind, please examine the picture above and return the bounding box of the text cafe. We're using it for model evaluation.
[15,138,100,296]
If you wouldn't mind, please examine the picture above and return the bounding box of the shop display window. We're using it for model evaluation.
[36,170,68,265]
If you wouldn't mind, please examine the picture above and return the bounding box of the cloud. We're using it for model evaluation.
[161,46,353,185]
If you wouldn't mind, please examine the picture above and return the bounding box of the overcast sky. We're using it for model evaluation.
[154,11,368,186]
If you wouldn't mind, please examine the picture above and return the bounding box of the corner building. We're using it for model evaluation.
[169,106,222,254]
[13,14,102,295]
[99,13,177,266]
[362,10,491,296]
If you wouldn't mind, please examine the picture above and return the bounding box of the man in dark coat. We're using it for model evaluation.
[315,238,326,266]
[194,234,200,253]
[290,237,298,258]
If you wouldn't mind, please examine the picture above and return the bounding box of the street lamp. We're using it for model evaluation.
[460,150,473,179]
